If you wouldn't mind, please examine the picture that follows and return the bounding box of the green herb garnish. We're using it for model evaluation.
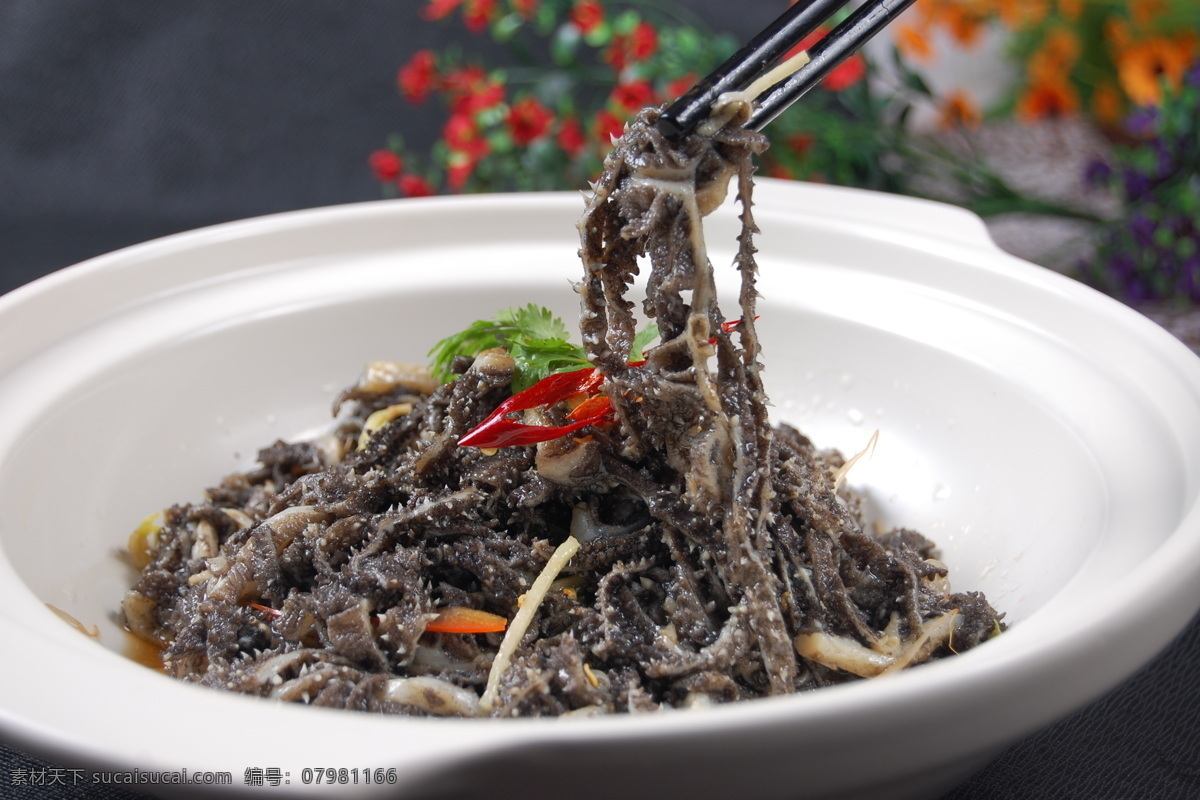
[428,303,659,392]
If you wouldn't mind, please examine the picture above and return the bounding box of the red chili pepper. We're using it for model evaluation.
[458,366,613,449]
[708,316,760,344]
[566,393,612,421]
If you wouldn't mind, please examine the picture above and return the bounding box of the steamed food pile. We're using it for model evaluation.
[122,106,1001,717]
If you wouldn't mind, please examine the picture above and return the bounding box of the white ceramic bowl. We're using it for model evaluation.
[2,181,1200,800]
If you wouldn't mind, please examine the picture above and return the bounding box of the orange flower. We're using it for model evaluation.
[1130,0,1168,28]
[937,89,982,130]
[993,0,1048,29]
[1027,26,1080,83]
[895,25,933,62]
[1016,77,1078,119]
[1089,82,1125,125]
[1105,18,1130,51]
[1116,36,1193,106]
[942,5,985,47]
[1056,0,1082,20]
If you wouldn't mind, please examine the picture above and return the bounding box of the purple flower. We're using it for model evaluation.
[1186,61,1200,88]
[1125,107,1160,137]
[1154,140,1178,179]
[1122,167,1151,200]
[1130,212,1156,247]
[1084,158,1112,188]
[1183,256,1200,301]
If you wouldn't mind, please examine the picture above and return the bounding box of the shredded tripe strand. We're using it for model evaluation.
[478,535,581,714]
[699,49,812,136]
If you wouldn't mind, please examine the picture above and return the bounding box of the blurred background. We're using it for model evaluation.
[1,2,1198,799]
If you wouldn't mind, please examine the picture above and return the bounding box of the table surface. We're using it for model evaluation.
[2,3,1199,798]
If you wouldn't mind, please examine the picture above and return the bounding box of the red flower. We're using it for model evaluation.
[461,80,505,113]
[443,112,490,161]
[783,28,866,92]
[628,21,658,61]
[463,0,498,32]
[443,65,487,94]
[557,116,586,157]
[665,73,696,99]
[422,0,462,21]
[510,0,538,18]
[611,79,655,114]
[786,132,815,157]
[823,53,866,91]
[398,50,439,104]
[444,67,505,114]
[506,96,554,146]
[594,109,624,144]
[447,157,476,190]
[604,37,629,71]
[767,162,795,180]
[570,0,604,34]
[368,150,403,182]
[399,173,436,197]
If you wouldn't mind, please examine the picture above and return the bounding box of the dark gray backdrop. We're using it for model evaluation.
[1,3,1198,799]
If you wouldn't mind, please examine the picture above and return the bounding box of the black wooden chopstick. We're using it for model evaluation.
[656,0,918,139]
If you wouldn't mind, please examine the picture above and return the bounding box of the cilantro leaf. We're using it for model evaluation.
[427,303,587,389]
[428,304,657,392]
[630,323,660,362]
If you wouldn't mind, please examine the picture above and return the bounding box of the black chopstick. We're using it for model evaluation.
[746,0,918,131]
[656,0,850,140]
[656,0,918,139]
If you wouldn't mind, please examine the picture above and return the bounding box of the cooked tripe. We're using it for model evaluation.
[122,107,1001,716]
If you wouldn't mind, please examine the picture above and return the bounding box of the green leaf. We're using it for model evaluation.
[429,304,664,392]
[551,24,582,66]
[613,10,640,36]
[904,70,933,97]
[630,323,660,361]
[427,303,583,389]
[492,12,524,41]
[511,303,572,342]
[583,20,612,48]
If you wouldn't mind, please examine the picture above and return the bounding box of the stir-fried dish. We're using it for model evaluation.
[122,106,1001,717]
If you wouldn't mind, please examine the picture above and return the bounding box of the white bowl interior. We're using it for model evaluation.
[2,183,1199,798]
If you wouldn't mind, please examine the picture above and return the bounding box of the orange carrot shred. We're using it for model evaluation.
[425,606,508,634]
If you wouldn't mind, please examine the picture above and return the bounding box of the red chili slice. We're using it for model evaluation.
[458,366,613,449]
